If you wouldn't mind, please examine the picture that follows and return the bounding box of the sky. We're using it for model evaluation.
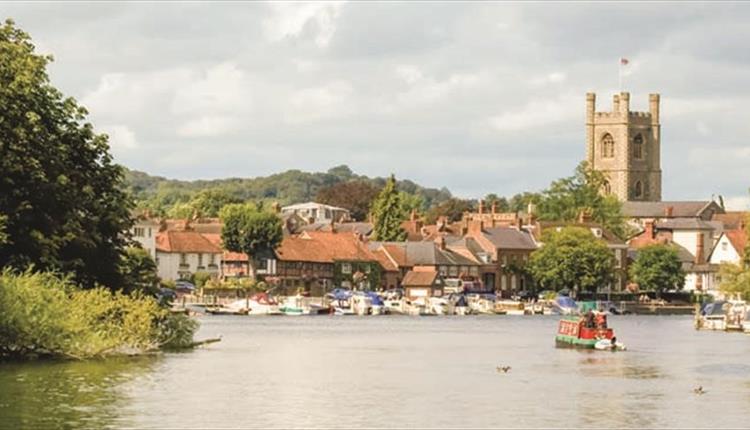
[3,2,750,209]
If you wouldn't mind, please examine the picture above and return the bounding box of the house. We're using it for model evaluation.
[269,230,381,295]
[529,218,629,292]
[622,200,724,228]
[155,230,223,281]
[130,215,159,258]
[464,221,538,297]
[402,267,443,300]
[281,202,351,224]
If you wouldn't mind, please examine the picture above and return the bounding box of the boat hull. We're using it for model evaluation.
[555,335,598,349]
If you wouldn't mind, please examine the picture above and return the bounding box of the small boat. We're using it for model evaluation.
[279,295,309,316]
[555,312,625,350]
[429,297,449,315]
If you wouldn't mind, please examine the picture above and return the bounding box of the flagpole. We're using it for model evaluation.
[618,59,622,92]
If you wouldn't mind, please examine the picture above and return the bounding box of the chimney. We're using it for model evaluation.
[491,201,497,216]
[436,235,446,251]
[410,209,417,222]
[461,218,468,236]
[578,209,593,224]
[468,220,484,235]
[644,220,655,239]
[664,206,674,218]
[516,217,523,230]
[695,232,704,264]
[478,200,485,215]
[437,216,447,231]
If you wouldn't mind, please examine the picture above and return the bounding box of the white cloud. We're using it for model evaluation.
[528,72,566,87]
[286,81,354,123]
[176,116,241,138]
[392,65,485,108]
[724,195,750,211]
[102,124,138,150]
[488,94,578,132]
[263,2,346,48]
[171,62,250,116]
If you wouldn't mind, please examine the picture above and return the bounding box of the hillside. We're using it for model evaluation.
[123,164,453,215]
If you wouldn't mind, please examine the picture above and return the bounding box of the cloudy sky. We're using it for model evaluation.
[4,2,749,208]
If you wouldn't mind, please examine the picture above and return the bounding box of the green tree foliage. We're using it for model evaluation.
[536,162,628,239]
[527,227,615,293]
[119,247,160,295]
[425,198,475,224]
[629,244,685,295]
[0,214,7,246]
[370,175,407,241]
[220,203,283,275]
[0,20,133,289]
[123,165,453,218]
[0,269,197,360]
[718,263,750,301]
[315,181,380,221]
[509,192,543,213]
[192,271,212,289]
[484,194,510,212]
[399,192,427,217]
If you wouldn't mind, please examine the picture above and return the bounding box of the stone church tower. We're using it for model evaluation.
[586,92,662,202]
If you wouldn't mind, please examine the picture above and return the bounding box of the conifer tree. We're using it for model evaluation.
[370,175,407,242]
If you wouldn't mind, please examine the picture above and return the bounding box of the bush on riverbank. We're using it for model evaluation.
[0,269,198,360]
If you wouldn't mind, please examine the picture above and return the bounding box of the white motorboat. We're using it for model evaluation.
[429,297,449,315]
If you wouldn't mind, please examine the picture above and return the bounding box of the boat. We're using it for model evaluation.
[383,289,405,315]
[404,297,431,316]
[428,297,449,315]
[555,312,625,350]
[327,288,354,315]
[467,293,496,315]
[550,295,578,315]
[495,299,526,315]
[279,295,309,316]
[446,294,470,316]
[352,292,373,316]
[697,299,748,331]
[244,293,281,316]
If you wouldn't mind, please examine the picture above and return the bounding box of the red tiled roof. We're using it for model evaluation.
[275,231,377,264]
[726,230,747,258]
[402,270,438,287]
[382,244,408,266]
[156,231,222,253]
[202,233,249,261]
[372,248,399,272]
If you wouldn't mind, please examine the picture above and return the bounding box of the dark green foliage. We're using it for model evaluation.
[629,245,685,294]
[484,194,510,212]
[192,271,212,288]
[0,20,133,289]
[119,247,159,295]
[371,175,408,242]
[124,165,453,218]
[536,162,628,239]
[220,203,283,271]
[315,181,380,221]
[425,198,475,223]
[527,227,615,293]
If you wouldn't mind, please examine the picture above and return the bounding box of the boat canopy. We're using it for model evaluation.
[702,301,727,316]
[556,296,577,309]
[364,291,384,306]
[328,288,353,301]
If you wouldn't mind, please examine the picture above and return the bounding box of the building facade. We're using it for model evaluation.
[586,92,662,202]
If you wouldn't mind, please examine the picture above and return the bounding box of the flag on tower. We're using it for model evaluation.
[620,57,629,66]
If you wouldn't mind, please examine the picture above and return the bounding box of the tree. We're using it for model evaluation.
[315,181,380,221]
[628,245,685,296]
[0,20,133,289]
[399,192,426,217]
[189,189,243,218]
[119,247,160,295]
[536,162,628,239]
[425,198,474,224]
[0,214,7,246]
[484,194,510,212]
[370,175,407,241]
[220,203,283,277]
[718,263,750,301]
[509,192,543,213]
[527,227,615,293]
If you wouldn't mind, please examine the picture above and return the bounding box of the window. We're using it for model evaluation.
[134,227,145,237]
[439,266,448,277]
[470,267,479,276]
[449,266,458,277]
[198,254,203,266]
[601,134,615,158]
[209,254,216,265]
[633,134,643,159]
[147,228,152,238]
[634,181,643,198]
[722,242,728,251]
[602,180,611,195]
[342,263,352,274]
[180,253,187,265]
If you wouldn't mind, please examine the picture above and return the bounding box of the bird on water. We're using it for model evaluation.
[693,386,706,395]
[496,366,511,373]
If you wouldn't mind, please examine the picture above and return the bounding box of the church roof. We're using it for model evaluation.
[622,201,720,218]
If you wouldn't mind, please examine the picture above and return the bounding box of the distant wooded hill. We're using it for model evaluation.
[124,164,454,215]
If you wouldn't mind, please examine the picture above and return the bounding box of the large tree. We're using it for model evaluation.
[536,162,628,239]
[370,175,407,241]
[0,20,133,289]
[220,203,283,277]
[119,247,160,295]
[527,227,615,293]
[315,181,380,221]
[629,244,685,296]
[425,198,475,224]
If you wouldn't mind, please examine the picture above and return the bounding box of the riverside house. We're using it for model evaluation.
[155,229,223,281]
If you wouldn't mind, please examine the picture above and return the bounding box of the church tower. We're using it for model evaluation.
[586,92,662,202]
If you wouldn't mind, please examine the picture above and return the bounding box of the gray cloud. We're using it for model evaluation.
[3,2,749,209]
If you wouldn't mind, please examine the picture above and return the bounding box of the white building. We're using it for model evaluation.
[155,230,223,281]
[281,202,350,224]
[130,217,159,258]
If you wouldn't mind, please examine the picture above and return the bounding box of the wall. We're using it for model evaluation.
[156,251,222,281]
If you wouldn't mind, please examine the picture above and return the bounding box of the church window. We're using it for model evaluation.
[602,180,611,194]
[633,134,644,159]
[634,181,643,198]
[601,134,615,158]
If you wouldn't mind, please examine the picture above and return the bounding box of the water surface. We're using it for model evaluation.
[1,315,749,428]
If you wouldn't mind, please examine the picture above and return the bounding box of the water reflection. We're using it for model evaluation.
[0,356,158,429]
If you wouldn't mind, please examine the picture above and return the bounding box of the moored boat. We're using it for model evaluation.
[555,312,624,350]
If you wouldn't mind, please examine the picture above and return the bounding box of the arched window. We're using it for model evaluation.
[601,133,615,158]
[633,134,643,159]
[602,180,611,195]
[634,181,643,198]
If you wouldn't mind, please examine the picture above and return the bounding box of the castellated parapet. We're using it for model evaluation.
[585,92,662,202]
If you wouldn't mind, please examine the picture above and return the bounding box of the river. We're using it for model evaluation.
[1,315,749,428]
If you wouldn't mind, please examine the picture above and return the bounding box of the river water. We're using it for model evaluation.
[1,315,749,429]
